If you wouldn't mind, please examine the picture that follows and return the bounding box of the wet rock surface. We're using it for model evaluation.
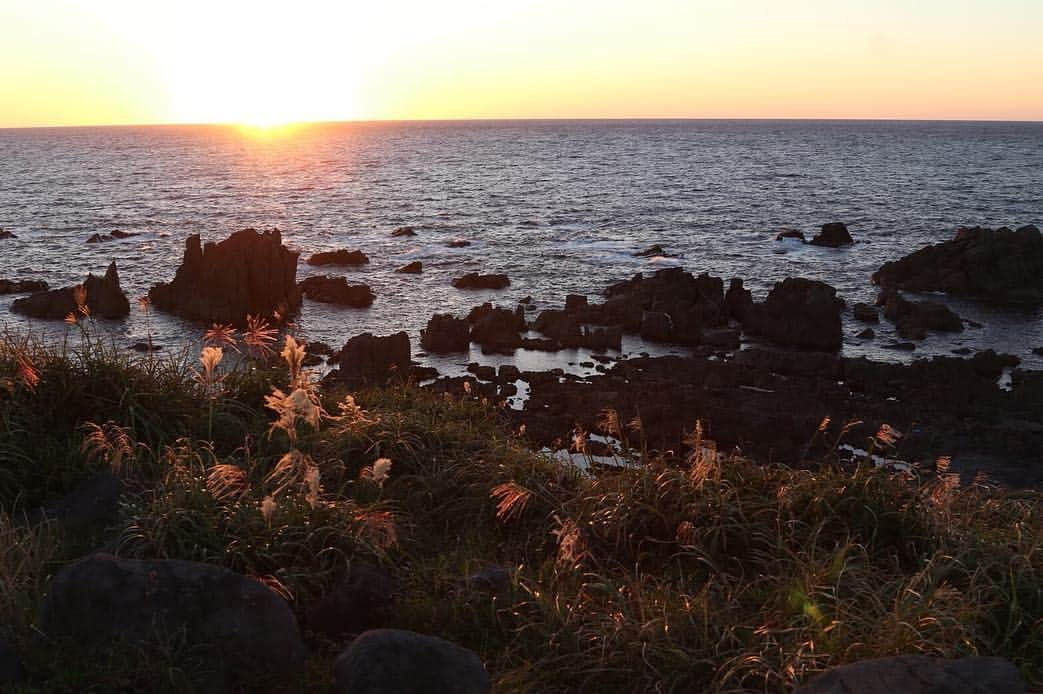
[468,303,526,353]
[808,222,854,247]
[331,332,411,385]
[421,313,471,353]
[149,229,301,326]
[873,225,1043,306]
[395,261,422,274]
[878,289,962,340]
[307,249,370,266]
[743,277,844,350]
[299,275,375,307]
[12,262,129,320]
[453,273,510,290]
[0,279,48,294]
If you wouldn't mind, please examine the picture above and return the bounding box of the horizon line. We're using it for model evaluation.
[3,115,1043,131]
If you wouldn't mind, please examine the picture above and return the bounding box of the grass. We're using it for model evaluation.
[0,324,1041,692]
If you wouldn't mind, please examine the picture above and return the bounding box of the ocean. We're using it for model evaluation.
[1,119,1041,371]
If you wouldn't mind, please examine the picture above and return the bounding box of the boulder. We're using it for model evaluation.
[334,629,490,694]
[775,229,806,241]
[12,262,129,320]
[307,249,369,266]
[87,230,138,243]
[447,239,472,248]
[634,244,672,257]
[809,222,854,247]
[744,278,844,351]
[468,303,525,352]
[795,655,1024,694]
[534,309,582,347]
[852,303,879,323]
[391,226,416,237]
[596,268,728,343]
[878,289,963,340]
[639,311,674,342]
[299,275,374,307]
[149,229,301,326]
[0,279,48,294]
[334,332,411,384]
[41,554,304,686]
[0,229,16,240]
[452,273,510,290]
[724,278,754,322]
[421,314,471,353]
[396,261,422,274]
[873,225,1043,305]
[467,363,497,381]
[306,564,397,640]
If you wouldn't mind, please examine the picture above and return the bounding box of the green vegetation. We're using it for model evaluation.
[1,324,1041,692]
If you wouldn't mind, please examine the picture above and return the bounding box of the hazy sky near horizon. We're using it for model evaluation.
[2,0,1042,127]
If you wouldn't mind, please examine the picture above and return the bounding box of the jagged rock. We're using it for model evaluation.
[86,233,105,243]
[498,365,521,382]
[334,629,490,694]
[453,273,510,290]
[852,303,879,323]
[0,279,48,294]
[390,226,416,237]
[396,261,422,274]
[12,262,129,320]
[634,244,672,257]
[467,363,496,381]
[306,565,397,640]
[333,332,411,384]
[725,278,754,322]
[149,229,300,326]
[468,303,525,352]
[878,289,963,340]
[421,314,470,353]
[856,328,875,339]
[795,655,1024,694]
[0,229,16,240]
[776,229,806,241]
[87,230,138,243]
[565,294,588,312]
[41,554,304,686]
[744,278,843,350]
[809,222,854,247]
[307,249,369,266]
[299,275,374,307]
[640,311,674,342]
[873,225,1043,305]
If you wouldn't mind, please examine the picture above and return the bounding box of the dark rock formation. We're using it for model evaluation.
[333,332,411,384]
[395,261,422,274]
[856,328,875,339]
[468,303,525,353]
[873,225,1043,305]
[447,239,472,248]
[41,554,304,686]
[809,222,854,247]
[634,244,673,257]
[775,229,806,241]
[795,655,1024,694]
[0,229,16,240]
[87,230,138,243]
[421,314,470,353]
[639,311,674,342]
[334,629,490,694]
[468,363,497,381]
[149,229,301,326]
[852,302,879,323]
[306,565,397,640]
[453,273,510,290]
[391,226,416,237]
[307,249,369,266]
[744,278,844,350]
[130,342,162,352]
[299,275,374,307]
[0,279,48,294]
[878,289,963,340]
[725,278,754,322]
[12,262,129,320]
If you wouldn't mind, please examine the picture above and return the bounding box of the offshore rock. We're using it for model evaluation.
[453,273,510,290]
[808,222,854,247]
[395,261,422,274]
[421,313,471,353]
[333,332,411,385]
[0,279,48,294]
[877,288,962,340]
[12,262,129,320]
[149,229,301,326]
[744,277,844,350]
[307,249,369,266]
[468,303,525,352]
[299,275,374,307]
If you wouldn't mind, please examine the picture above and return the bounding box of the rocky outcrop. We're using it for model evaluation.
[808,222,854,247]
[41,554,304,686]
[306,565,397,640]
[299,276,374,307]
[421,314,470,353]
[775,229,806,241]
[878,289,963,340]
[468,303,525,353]
[0,279,48,294]
[395,261,422,274]
[447,239,472,248]
[0,229,16,240]
[333,332,411,384]
[334,629,490,694]
[307,249,369,266]
[872,225,1043,305]
[724,279,754,322]
[744,278,844,350]
[149,229,301,326]
[391,226,416,237]
[87,230,138,243]
[634,244,675,257]
[852,303,879,323]
[795,656,1024,694]
[453,273,510,290]
[12,262,129,320]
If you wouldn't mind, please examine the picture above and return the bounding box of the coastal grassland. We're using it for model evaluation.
[0,328,1041,692]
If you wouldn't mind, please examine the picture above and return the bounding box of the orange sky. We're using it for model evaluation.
[2,0,1042,128]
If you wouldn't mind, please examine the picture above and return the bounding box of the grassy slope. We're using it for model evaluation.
[0,327,1041,692]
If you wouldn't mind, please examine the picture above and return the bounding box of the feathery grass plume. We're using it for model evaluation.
[72,284,89,317]
[552,514,588,569]
[334,394,380,434]
[491,481,532,522]
[81,421,138,474]
[260,494,277,526]
[63,311,77,325]
[685,420,720,486]
[265,449,320,498]
[243,314,277,359]
[281,334,307,385]
[194,346,224,396]
[204,323,239,352]
[597,408,622,438]
[875,423,902,446]
[571,426,588,454]
[360,458,393,487]
[15,352,40,392]
[206,463,248,501]
[265,387,322,444]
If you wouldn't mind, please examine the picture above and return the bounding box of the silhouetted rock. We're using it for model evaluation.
[640,311,674,342]
[725,278,754,322]
[86,230,138,243]
[775,229,806,241]
[873,225,1043,305]
[395,261,422,274]
[468,303,525,352]
[447,239,472,248]
[453,273,510,290]
[634,244,673,257]
[795,655,1024,694]
[421,314,470,353]
[856,328,875,339]
[306,565,397,640]
[878,288,963,340]
[852,302,879,323]
[0,279,48,294]
[744,278,843,350]
[308,249,369,266]
[0,229,16,240]
[468,363,496,381]
[333,332,411,384]
[809,222,854,247]
[12,262,129,320]
[299,275,374,307]
[130,342,162,352]
[334,629,490,694]
[149,229,301,326]
[390,226,416,237]
[41,554,304,687]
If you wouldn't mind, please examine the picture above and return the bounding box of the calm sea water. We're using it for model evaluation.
[1,120,1042,371]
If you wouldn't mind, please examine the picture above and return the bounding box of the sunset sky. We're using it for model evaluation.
[2,0,1042,128]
